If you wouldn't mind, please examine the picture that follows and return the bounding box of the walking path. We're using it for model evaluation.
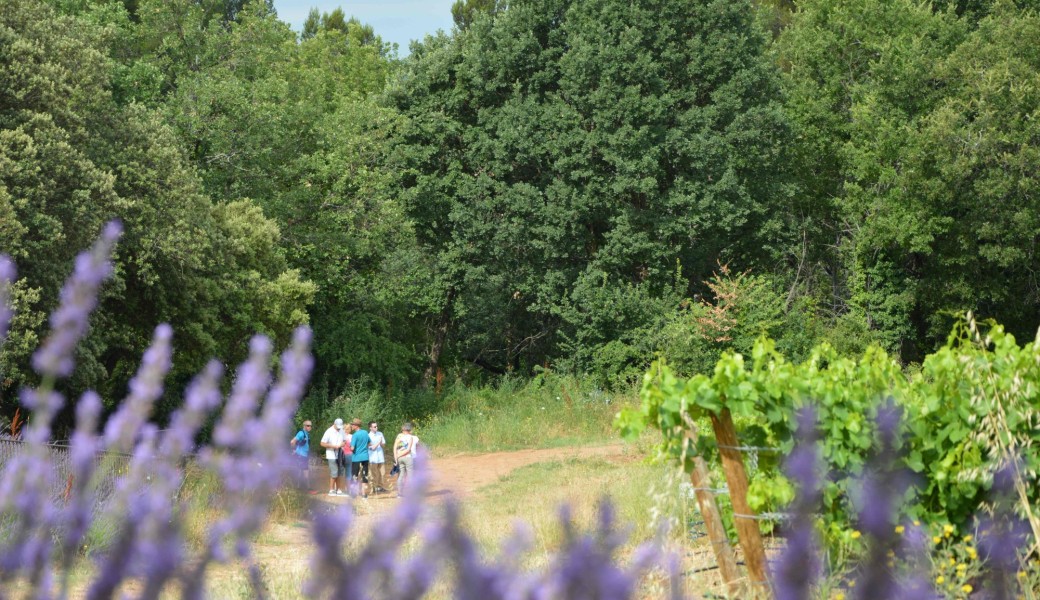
[310,442,627,505]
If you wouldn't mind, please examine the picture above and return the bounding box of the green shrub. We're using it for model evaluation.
[622,316,1040,531]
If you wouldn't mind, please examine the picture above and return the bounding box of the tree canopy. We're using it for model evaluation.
[3,0,1040,424]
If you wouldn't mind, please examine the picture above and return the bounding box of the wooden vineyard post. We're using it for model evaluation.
[682,416,743,597]
[710,407,772,595]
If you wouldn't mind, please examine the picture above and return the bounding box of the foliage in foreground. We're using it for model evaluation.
[773,406,1035,600]
[3,229,1040,599]
[0,229,677,599]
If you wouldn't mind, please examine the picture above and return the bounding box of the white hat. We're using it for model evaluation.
[334,418,344,430]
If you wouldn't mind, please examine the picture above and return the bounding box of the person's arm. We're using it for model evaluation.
[320,432,340,450]
[290,431,302,447]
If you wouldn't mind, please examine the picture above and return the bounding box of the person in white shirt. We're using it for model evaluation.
[320,418,347,496]
[393,422,420,498]
[367,421,387,493]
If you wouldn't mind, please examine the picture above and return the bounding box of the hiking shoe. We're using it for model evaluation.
[328,490,336,496]
[336,490,347,496]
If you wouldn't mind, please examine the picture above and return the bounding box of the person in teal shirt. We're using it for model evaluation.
[289,420,312,491]
[349,418,371,498]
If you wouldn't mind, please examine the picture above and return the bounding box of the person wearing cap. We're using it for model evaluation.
[349,417,371,498]
[320,418,348,496]
[290,419,313,492]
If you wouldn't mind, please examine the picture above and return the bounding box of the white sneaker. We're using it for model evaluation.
[328,489,336,496]
[336,490,347,496]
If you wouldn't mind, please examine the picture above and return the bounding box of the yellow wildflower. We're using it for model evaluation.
[956,563,967,572]
[895,525,905,534]
[944,524,955,537]
[967,548,977,560]
[834,594,845,600]
[950,558,956,566]
[913,520,920,526]
[962,584,973,594]
[963,534,973,543]
[936,576,945,585]
[933,536,942,544]
[850,531,861,539]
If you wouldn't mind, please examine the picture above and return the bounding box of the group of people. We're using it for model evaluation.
[290,418,419,498]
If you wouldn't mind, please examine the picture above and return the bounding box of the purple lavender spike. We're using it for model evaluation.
[160,359,224,459]
[187,330,313,599]
[104,323,173,453]
[212,335,273,449]
[60,391,103,582]
[976,461,1030,600]
[86,425,161,600]
[18,388,64,444]
[32,222,121,378]
[852,399,933,600]
[0,254,15,341]
[773,407,822,600]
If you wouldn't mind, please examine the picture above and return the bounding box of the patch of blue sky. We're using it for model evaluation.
[273,0,456,55]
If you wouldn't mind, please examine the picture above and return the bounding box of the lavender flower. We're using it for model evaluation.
[159,359,224,458]
[86,424,161,600]
[187,330,312,599]
[32,221,121,379]
[0,389,65,593]
[58,391,103,594]
[0,254,15,342]
[976,461,1030,600]
[773,407,822,600]
[851,401,933,600]
[103,323,173,453]
[211,335,273,449]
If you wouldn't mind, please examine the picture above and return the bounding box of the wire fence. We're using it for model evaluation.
[679,437,790,595]
[0,437,134,508]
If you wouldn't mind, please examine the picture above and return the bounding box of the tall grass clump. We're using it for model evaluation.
[298,373,632,456]
[418,373,632,453]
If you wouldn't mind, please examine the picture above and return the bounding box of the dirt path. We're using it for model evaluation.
[309,442,627,507]
[247,442,634,593]
[426,443,627,498]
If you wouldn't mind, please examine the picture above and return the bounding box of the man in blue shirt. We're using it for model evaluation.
[290,420,312,492]
[349,417,371,498]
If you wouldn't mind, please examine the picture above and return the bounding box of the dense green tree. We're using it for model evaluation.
[392,0,795,383]
[300,6,387,52]
[0,0,311,415]
[450,0,504,29]
[148,1,420,394]
[778,0,1040,359]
